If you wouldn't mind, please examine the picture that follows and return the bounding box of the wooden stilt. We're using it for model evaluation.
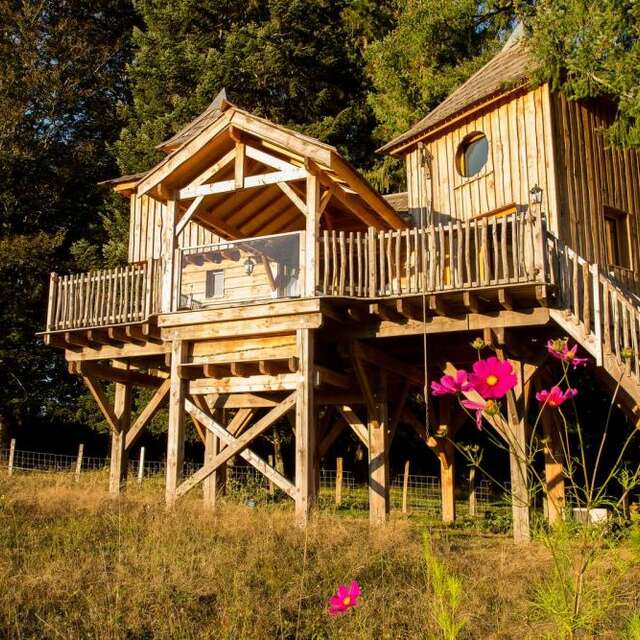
[295,328,316,525]
[203,428,223,509]
[367,370,389,525]
[436,398,456,523]
[109,363,131,496]
[166,340,187,507]
[540,404,566,525]
[438,440,456,523]
[505,360,534,543]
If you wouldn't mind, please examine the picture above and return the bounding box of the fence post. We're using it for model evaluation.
[335,457,343,506]
[7,439,15,476]
[74,444,84,482]
[402,460,410,514]
[137,447,145,484]
[468,467,477,517]
[268,455,275,495]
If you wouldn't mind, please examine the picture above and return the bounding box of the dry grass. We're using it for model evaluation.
[0,472,636,639]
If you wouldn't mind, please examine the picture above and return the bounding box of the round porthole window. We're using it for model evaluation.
[456,132,488,177]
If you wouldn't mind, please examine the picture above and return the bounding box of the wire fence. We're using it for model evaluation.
[0,445,510,518]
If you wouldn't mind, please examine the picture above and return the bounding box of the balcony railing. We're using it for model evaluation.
[317,212,545,297]
[46,260,161,332]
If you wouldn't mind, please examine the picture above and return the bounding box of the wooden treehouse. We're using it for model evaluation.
[42,36,640,541]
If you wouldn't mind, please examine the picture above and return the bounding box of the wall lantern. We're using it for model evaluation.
[244,257,256,275]
[529,184,543,205]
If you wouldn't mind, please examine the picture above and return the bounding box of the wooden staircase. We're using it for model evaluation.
[546,233,640,421]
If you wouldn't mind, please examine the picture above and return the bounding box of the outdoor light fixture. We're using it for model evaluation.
[244,257,256,275]
[529,183,543,204]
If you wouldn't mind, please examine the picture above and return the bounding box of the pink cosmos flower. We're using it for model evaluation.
[469,357,517,399]
[461,399,486,430]
[546,339,588,368]
[431,370,472,396]
[536,386,578,408]
[328,580,361,616]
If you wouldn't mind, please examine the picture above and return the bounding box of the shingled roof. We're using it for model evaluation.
[380,34,535,154]
[157,89,230,153]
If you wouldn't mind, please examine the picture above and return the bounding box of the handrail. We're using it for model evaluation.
[46,259,161,331]
[317,212,545,297]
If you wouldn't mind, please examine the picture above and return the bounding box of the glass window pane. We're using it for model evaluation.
[463,136,488,176]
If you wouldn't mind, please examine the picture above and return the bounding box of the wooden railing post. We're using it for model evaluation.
[46,272,58,331]
[592,263,603,366]
[367,227,377,296]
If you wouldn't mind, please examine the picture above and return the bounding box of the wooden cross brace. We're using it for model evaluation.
[177,393,296,498]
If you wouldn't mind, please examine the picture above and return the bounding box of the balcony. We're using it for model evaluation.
[44,213,548,334]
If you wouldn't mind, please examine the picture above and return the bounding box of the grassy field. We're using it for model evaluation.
[0,471,637,639]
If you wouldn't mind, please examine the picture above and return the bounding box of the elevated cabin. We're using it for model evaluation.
[41,41,640,542]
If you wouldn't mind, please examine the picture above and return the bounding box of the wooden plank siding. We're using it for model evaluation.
[128,194,219,263]
[551,93,640,271]
[405,86,558,231]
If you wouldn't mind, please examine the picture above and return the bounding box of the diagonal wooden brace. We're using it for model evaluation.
[177,393,296,498]
[125,378,171,451]
[81,374,120,433]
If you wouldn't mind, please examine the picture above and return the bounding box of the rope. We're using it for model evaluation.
[418,144,431,437]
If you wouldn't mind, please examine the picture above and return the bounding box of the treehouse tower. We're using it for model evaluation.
[42,36,640,542]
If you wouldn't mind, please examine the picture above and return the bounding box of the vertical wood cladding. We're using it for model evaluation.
[128,194,219,263]
[405,85,558,230]
[551,93,640,269]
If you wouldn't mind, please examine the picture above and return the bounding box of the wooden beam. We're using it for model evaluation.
[179,167,307,200]
[176,392,296,497]
[245,145,297,172]
[175,195,205,236]
[315,366,351,389]
[234,141,246,190]
[166,340,188,506]
[183,147,236,190]
[70,361,163,389]
[337,405,369,447]
[352,340,424,386]
[125,378,171,451]
[295,328,316,525]
[189,373,302,395]
[109,362,132,496]
[389,379,410,442]
[81,374,119,433]
[277,181,307,215]
[368,371,389,525]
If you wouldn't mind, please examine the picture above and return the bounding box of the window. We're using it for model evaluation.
[456,132,488,177]
[603,207,630,269]
[205,269,224,298]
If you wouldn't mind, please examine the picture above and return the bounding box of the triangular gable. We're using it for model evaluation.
[135,104,406,235]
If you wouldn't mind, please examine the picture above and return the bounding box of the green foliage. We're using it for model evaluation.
[114,0,395,174]
[0,0,137,439]
[365,0,522,142]
[423,532,467,640]
[524,0,640,147]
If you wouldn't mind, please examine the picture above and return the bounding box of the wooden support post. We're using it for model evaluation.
[74,444,84,483]
[161,194,180,313]
[438,440,456,524]
[468,467,477,517]
[540,401,566,526]
[304,171,320,296]
[295,329,316,525]
[7,438,15,476]
[109,364,132,496]
[203,428,222,509]
[335,456,343,506]
[402,460,410,514]
[367,370,389,525]
[137,447,145,484]
[505,360,533,543]
[166,340,188,507]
